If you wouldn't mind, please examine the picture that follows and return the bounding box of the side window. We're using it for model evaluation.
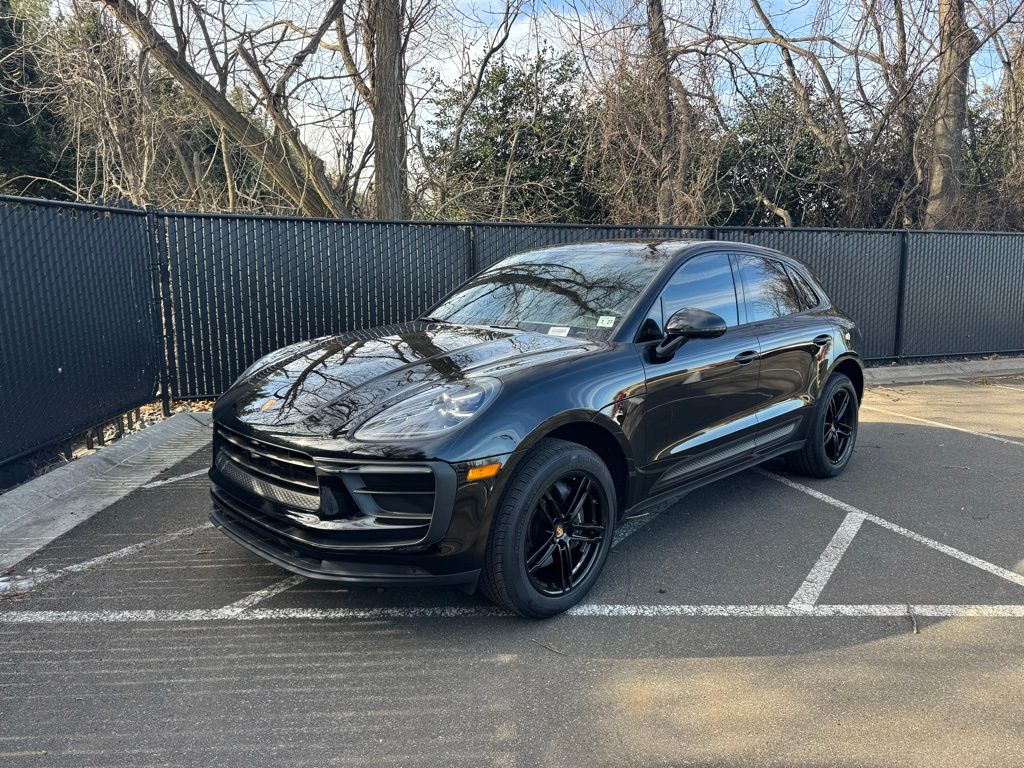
[736,255,803,322]
[785,264,820,309]
[660,253,740,327]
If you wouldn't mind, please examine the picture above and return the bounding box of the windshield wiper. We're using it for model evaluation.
[419,316,520,332]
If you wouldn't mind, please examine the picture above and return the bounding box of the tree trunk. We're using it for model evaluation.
[1004,38,1024,168]
[923,0,978,229]
[96,0,341,218]
[646,0,675,225]
[369,0,408,219]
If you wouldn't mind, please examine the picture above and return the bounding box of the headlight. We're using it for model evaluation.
[353,378,501,441]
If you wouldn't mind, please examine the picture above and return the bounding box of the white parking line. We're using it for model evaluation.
[789,511,866,607]
[569,604,1024,618]
[142,469,208,489]
[760,470,1024,589]
[2,604,1024,623]
[219,575,307,617]
[861,404,1024,447]
[0,523,213,594]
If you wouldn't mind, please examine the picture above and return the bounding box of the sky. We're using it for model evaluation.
[116,0,1016,178]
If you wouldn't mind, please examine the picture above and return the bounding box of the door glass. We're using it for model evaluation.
[784,264,820,309]
[736,255,803,322]
[660,253,739,327]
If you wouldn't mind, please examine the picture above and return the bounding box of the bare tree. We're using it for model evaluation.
[924,0,981,228]
[646,0,675,224]
[92,0,348,216]
[412,0,521,216]
[86,0,446,217]
[6,0,1024,228]
[369,0,407,218]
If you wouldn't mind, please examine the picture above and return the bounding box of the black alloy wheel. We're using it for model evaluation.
[523,471,608,596]
[786,372,859,478]
[480,438,616,618]
[823,387,855,465]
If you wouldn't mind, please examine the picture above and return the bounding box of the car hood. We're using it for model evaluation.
[227,322,592,438]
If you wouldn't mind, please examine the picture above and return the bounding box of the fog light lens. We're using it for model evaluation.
[467,462,501,481]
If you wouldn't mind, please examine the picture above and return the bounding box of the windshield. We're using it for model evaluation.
[427,243,671,340]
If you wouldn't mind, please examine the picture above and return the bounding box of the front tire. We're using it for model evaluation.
[480,438,616,618]
[787,372,859,478]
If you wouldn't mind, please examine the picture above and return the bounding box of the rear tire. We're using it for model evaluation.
[479,438,616,618]
[786,373,859,478]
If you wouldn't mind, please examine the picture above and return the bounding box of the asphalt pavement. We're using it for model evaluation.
[1,374,1023,767]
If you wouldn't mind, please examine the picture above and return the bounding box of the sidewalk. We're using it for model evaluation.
[0,412,211,572]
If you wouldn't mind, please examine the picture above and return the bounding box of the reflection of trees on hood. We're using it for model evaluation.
[246,324,519,421]
[277,334,450,411]
[279,339,367,410]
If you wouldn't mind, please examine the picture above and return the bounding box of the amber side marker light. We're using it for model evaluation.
[466,462,502,481]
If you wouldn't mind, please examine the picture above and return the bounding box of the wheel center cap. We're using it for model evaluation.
[554,524,566,538]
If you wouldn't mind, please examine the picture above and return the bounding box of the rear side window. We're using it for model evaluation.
[785,264,820,309]
[660,253,740,327]
[735,255,803,322]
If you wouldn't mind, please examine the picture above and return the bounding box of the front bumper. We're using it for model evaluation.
[208,424,499,587]
[210,490,480,586]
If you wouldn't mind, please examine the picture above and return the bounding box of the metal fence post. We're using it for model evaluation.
[465,225,478,276]
[146,205,174,416]
[893,229,910,361]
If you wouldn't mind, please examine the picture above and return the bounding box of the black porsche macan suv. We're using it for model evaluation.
[210,240,863,617]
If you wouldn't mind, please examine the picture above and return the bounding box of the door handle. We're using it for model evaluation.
[812,334,832,347]
[734,350,759,365]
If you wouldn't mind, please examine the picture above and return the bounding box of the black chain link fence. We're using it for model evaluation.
[2,193,1022,465]
[1,197,160,466]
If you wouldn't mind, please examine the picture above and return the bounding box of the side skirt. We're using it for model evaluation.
[621,439,806,519]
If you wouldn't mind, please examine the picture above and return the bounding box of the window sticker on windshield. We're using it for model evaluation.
[597,315,617,328]
[547,326,571,337]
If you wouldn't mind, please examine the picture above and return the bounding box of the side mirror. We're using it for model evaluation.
[665,307,728,339]
[654,307,727,360]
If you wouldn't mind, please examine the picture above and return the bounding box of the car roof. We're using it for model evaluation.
[514,239,710,257]
[490,237,820,343]
[511,238,804,271]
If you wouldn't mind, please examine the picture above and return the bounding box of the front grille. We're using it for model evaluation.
[212,425,449,545]
[215,452,319,510]
[212,438,457,547]
[216,426,320,504]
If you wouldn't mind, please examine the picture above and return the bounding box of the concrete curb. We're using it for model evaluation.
[865,358,1024,387]
[0,412,212,572]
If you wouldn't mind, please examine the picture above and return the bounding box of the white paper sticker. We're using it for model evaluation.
[547,326,571,337]
[597,315,617,328]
